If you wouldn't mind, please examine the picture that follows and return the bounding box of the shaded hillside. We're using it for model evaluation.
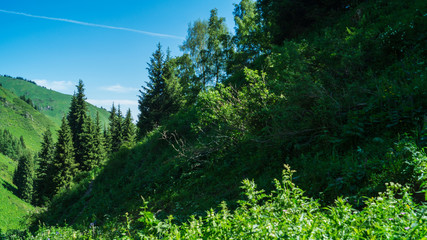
[0,86,56,151]
[0,153,33,233]
[0,76,110,128]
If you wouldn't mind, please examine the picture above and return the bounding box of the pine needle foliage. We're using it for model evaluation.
[13,150,34,203]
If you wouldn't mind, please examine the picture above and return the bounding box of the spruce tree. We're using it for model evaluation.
[122,109,136,145]
[93,112,106,164]
[79,116,97,171]
[78,112,105,170]
[108,103,124,152]
[137,43,165,138]
[163,51,186,113]
[13,150,34,203]
[33,129,55,205]
[67,80,89,170]
[106,104,116,153]
[103,124,111,154]
[52,117,77,193]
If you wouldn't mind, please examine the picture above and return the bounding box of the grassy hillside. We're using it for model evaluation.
[0,76,110,128]
[0,86,56,151]
[0,153,34,233]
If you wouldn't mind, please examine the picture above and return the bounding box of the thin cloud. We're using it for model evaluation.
[34,79,74,93]
[101,84,138,93]
[0,9,184,39]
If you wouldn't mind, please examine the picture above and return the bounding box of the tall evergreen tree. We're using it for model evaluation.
[52,117,77,192]
[122,109,136,145]
[79,116,97,171]
[67,80,89,169]
[13,150,34,203]
[108,104,124,152]
[137,43,166,138]
[103,124,111,154]
[163,51,186,113]
[107,104,116,153]
[93,112,106,163]
[33,129,56,205]
[137,45,185,138]
[78,113,105,171]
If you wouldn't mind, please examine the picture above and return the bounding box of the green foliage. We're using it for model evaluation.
[206,8,232,85]
[108,104,123,152]
[137,45,185,138]
[10,0,427,238]
[33,130,56,206]
[122,109,136,147]
[51,117,77,193]
[0,85,56,151]
[17,166,427,239]
[68,80,93,171]
[180,19,209,91]
[13,150,34,203]
[0,129,26,161]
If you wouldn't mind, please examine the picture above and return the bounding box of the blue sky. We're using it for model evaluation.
[0,0,238,119]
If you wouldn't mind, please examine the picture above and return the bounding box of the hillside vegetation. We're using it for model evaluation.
[0,86,56,151]
[3,0,427,239]
[0,76,110,128]
[0,153,33,234]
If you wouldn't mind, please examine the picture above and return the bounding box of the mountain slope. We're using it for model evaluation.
[0,153,34,233]
[38,0,426,230]
[0,86,57,151]
[0,76,110,128]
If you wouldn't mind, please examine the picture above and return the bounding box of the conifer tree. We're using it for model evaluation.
[106,104,116,153]
[13,150,34,203]
[137,44,184,138]
[52,117,77,192]
[163,51,186,113]
[93,112,106,163]
[122,109,136,145]
[67,80,89,167]
[103,124,111,154]
[79,112,106,170]
[108,104,123,152]
[33,129,55,205]
[79,116,97,171]
[137,43,165,138]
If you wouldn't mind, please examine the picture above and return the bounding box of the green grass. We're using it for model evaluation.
[0,153,34,234]
[0,86,56,151]
[0,76,110,128]
[6,166,427,239]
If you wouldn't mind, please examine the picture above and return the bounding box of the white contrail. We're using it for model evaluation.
[0,9,184,39]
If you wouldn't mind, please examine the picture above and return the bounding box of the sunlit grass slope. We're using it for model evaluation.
[0,76,110,128]
[0,153,34,233]
[0,86,56,151]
